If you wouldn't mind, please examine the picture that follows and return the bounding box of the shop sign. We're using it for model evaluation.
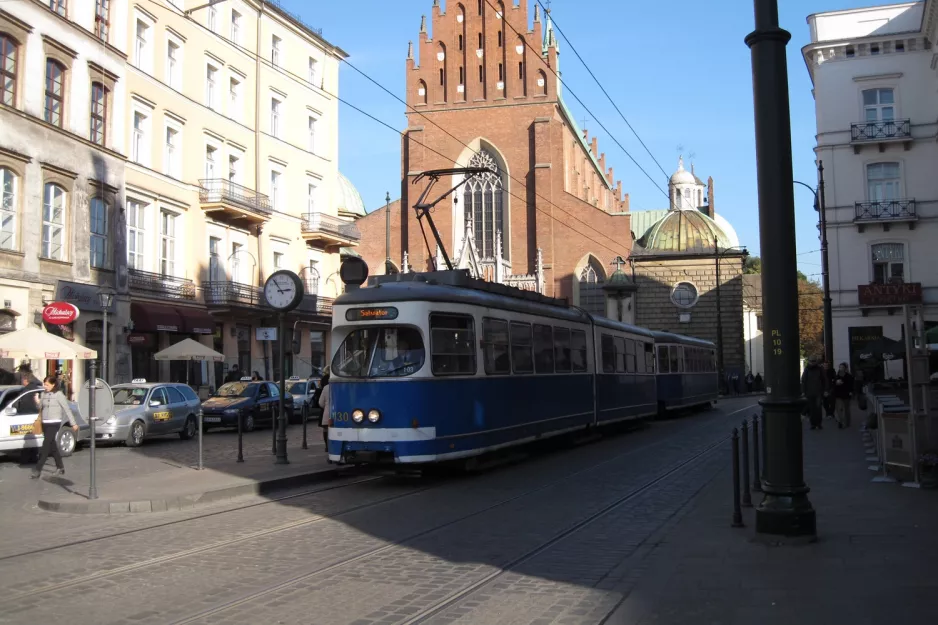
[256,327,277,341]
[127,333,155,347]
[55,281,105,312]
[42,302,80,325]
[858,282,922,306]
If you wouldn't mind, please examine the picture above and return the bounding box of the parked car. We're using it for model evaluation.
[201,378,292,431]
[96,380,202,447]
[283,376,321,424]
[0,386,91,462]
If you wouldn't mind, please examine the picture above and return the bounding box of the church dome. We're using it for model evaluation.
[669,156,696,187]
[640,208,735,254]
[336,172,366,218]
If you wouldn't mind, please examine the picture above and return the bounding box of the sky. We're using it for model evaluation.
[289,0,900,280]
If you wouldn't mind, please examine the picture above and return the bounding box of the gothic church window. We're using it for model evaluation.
[463,149,505,259]
[578,260,606,317]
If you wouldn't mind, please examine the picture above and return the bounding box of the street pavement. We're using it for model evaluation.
[4,397,931,625]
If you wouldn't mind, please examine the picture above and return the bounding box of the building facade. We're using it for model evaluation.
[803,0,938,378]
[0,0,129,392]
[120,0,355,388]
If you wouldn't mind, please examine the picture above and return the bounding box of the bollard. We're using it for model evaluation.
[301,403,308,450]
[272,407,277,455]
[198,408,203,471]
[760,407,768,485]
[237,410,244,463]
[89,361,98,500]
[752,414,762,492]
[731,428,744,527]
[741,419,752,507]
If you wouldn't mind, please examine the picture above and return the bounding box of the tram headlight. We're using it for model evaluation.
[367,409,381,423]
[352,409,364,423]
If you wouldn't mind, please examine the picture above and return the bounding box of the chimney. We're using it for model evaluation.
[706,176,715,218]
[591,136,598,156]
[622,192,629,212]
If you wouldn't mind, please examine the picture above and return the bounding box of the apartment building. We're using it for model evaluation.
[803,0,938,379]
[121,0,354,386]
[0,0,129,391]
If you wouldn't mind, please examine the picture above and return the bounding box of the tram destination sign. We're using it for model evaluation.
[345,307,399,322]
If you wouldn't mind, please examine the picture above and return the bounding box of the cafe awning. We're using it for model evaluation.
[131,303,183,333]
[181,308,215,334]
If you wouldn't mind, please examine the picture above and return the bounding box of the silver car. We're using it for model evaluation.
[0,386,91,461]
[96,382,202,447]
[284,376,321,423]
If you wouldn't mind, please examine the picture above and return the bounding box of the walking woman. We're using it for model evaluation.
[833,362,855,429]
[317,367,331,455]
[31,375,81,479]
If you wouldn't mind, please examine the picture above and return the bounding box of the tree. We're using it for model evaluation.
[744,256,762,274]
[745,259,824,359]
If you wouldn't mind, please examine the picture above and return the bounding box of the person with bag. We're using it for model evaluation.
[801,356,827,430]
[833,362,855,429]
[31,375,81,479]
[316,368,331,456]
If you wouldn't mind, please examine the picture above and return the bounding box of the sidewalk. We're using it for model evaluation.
[25,426,345,514]
[608,416,938,625]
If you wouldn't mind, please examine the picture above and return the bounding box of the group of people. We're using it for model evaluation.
[222,365,265,384]
[801,357,863,430]
[724,371,764,395]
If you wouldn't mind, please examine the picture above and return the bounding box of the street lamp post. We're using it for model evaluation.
[746,0,816,538]
[794,164,833,366]
[97,287,115,384]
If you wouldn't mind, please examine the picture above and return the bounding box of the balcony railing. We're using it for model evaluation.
[851,119,911,142]
[128,269,196,300]
[855,199,916,221]
[199,179,272,217]
[203,281,263,307]
[296,295,334,316]
[301,212,361,243]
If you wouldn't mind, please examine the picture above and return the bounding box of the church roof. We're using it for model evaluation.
[337,172,366,218]
[635,208,735,255]
[630,210,669,242]
[669,156,696,186]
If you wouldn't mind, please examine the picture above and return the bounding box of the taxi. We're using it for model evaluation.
[0,385,91,462]
[283,375,322,423]
[96,379,202,447]
[201,377,291,431]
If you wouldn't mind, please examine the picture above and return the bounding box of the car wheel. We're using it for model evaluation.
[180,415,197,440]
[56,428,76,457]
[244,413,255,432]
[126,420,145,447]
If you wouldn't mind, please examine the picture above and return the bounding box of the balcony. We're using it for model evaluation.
[301,212,361,247]
[128,269,197,300]
[198,179,272,223]
[850,119,912,153]
[854,199,917,232]
[203,281,263,308]
[296,295,334,316]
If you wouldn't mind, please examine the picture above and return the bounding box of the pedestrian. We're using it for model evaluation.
[754,372,763,392]
[745,371,754,394]
[31,375,83,479]
[225,364,240,383]
[732,373,739,396]
[833,362,855,429]
[316,367,331,456]
[822,361,836,421]
[801,356,827,430]
[251,371,262,381]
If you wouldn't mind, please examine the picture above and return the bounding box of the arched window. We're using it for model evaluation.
[42,183,66,260]
[578,259,606,317]
[537,69,547,95]
[1,34,18,106]
[0,167,16,251]
[437,42,447,101]
[44,59,65,127]
[417,79,427,105]
[463,149,505,258]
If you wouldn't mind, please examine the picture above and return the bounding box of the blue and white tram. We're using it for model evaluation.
[650,331,719,411]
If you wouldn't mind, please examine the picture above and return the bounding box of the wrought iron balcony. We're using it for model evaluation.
[855,199,916,222]
[203,281,263,308]
[128,269,196,300]
[300,212,361,246]
[850,119,911,142]
[296,295,334,316]
[198,179,272,222]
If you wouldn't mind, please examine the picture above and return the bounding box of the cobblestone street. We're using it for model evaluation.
[0,399,761,625]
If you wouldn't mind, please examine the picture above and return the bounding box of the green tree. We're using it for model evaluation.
[744,256,761,274]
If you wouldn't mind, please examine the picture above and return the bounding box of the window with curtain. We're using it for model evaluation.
[1,34,17,106]
[94,0,110,41]
[160,210,176,276]
[90,82,107,145]
[462,149,505,258]
[42,183,66,260]
[867,162,900,202]
[863,88,894,122]
[90,197,107,268]
[127,200,145,270]
[44,59,65,127]
[0,168,16,251]
[871,243,905,284]
[578,260,606,317]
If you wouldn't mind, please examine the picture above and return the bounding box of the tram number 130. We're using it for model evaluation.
[333,412,350,422]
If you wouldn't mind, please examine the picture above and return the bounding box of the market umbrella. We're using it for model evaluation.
[153,339,224,385]
[0,326,97,360]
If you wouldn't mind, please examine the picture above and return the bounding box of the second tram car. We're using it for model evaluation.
[327,270,717,466]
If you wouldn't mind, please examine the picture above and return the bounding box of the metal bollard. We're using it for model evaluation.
[731,428,744,528]
[237,410,244,463]
[761,408,768,485]
[271,407,277,455]
[197,408,203,471]
[752,414,762,492]
[741,419,752,507]
[89,361,98,500]
[301,403,308,450]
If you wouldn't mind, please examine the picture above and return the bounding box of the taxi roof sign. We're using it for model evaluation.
[288,375,300,380]
[240,376,253,381]
[131,378,147,384]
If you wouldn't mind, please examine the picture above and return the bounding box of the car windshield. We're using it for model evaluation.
[113,387,149,406]
[287,382,307,394]
[215,382,255,397]
[332,326,425,378]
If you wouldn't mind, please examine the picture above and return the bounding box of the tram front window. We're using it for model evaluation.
[332,327,425,378]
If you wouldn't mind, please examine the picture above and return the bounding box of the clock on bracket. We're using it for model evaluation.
[264,270,305,313]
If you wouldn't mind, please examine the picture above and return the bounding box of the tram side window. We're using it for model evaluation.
[482,318,511,375]
[601,334,615,373]
[614,337,626,373]
[657,345,669,374]
[634,341,645,374]
[571,329,588,372]
[625,339,636,373]
[688,348,696,373]
[510,322,534,374]
[645,343,655,373]
[554,327,572,373]
[429,314,476,376]
[533,324,554,373]
[669,345,680,373]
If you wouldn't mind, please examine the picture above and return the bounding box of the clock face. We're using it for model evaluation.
[264,271,302,310]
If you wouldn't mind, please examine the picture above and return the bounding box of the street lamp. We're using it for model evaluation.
[714,239,748,394]
[97,286,115,384]
[794,163,833,366]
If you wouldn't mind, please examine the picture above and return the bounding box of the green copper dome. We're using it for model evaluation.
[638,209,734,254]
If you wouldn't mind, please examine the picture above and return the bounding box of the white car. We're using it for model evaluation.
[0,386,90,462]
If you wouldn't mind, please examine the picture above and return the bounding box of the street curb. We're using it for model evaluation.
[37,464,348,515]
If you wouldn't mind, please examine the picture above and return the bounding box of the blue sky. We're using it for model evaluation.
[291,0,897,279]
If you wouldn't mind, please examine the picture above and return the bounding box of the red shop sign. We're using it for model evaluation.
[42,302,80,325]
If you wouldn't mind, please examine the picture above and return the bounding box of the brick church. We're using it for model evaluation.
[353,0,747,377]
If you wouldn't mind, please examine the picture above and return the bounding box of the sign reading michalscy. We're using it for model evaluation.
[55,280,105,312]
[858,282,923,307]
[42,302,80,325]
